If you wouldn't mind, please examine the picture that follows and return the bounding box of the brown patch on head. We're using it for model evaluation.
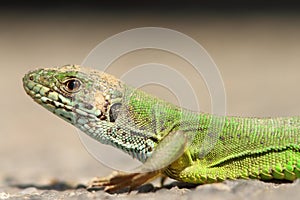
[94,91,107,112]
[50,64,97,74]
[57,65,122,88]
[99,73,120,88]
[57,64,82,72]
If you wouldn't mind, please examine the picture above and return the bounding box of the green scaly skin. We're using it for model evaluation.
[23,65,300,191]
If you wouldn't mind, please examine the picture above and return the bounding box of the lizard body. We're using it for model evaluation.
[23,65,300,192]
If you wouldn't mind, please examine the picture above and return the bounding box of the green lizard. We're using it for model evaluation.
[23,64,300,192]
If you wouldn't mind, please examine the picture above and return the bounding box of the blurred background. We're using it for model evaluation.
[1,1,300,187]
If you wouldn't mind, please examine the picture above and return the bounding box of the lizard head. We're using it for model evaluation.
[23,64,179,163]
[23,64,124,125]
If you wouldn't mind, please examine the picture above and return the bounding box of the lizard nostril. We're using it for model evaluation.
[29,74,34,81]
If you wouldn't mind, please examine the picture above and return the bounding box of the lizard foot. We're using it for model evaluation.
[87,170,161,193]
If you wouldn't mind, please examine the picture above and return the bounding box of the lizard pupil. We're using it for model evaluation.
[65,79,81,92]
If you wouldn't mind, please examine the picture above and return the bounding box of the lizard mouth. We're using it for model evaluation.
[23,72,77,123]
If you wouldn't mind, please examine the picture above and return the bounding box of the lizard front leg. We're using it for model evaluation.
[87,130,190,192]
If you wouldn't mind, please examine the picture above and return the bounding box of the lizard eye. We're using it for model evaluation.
[64,79,81,93]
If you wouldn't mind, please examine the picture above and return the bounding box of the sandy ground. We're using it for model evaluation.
[1,7,300,200]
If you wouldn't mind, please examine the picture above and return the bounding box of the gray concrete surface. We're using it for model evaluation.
[1,8,300,199]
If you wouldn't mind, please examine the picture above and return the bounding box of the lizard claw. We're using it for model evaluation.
[87,171,161,193]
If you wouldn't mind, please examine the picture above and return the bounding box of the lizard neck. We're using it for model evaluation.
[73,85,188,163]
[75,116,156,163]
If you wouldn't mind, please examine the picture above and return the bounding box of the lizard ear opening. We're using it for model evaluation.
[108,103,122,122]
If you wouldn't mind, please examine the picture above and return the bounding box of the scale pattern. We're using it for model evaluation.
[23,65,300,186]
